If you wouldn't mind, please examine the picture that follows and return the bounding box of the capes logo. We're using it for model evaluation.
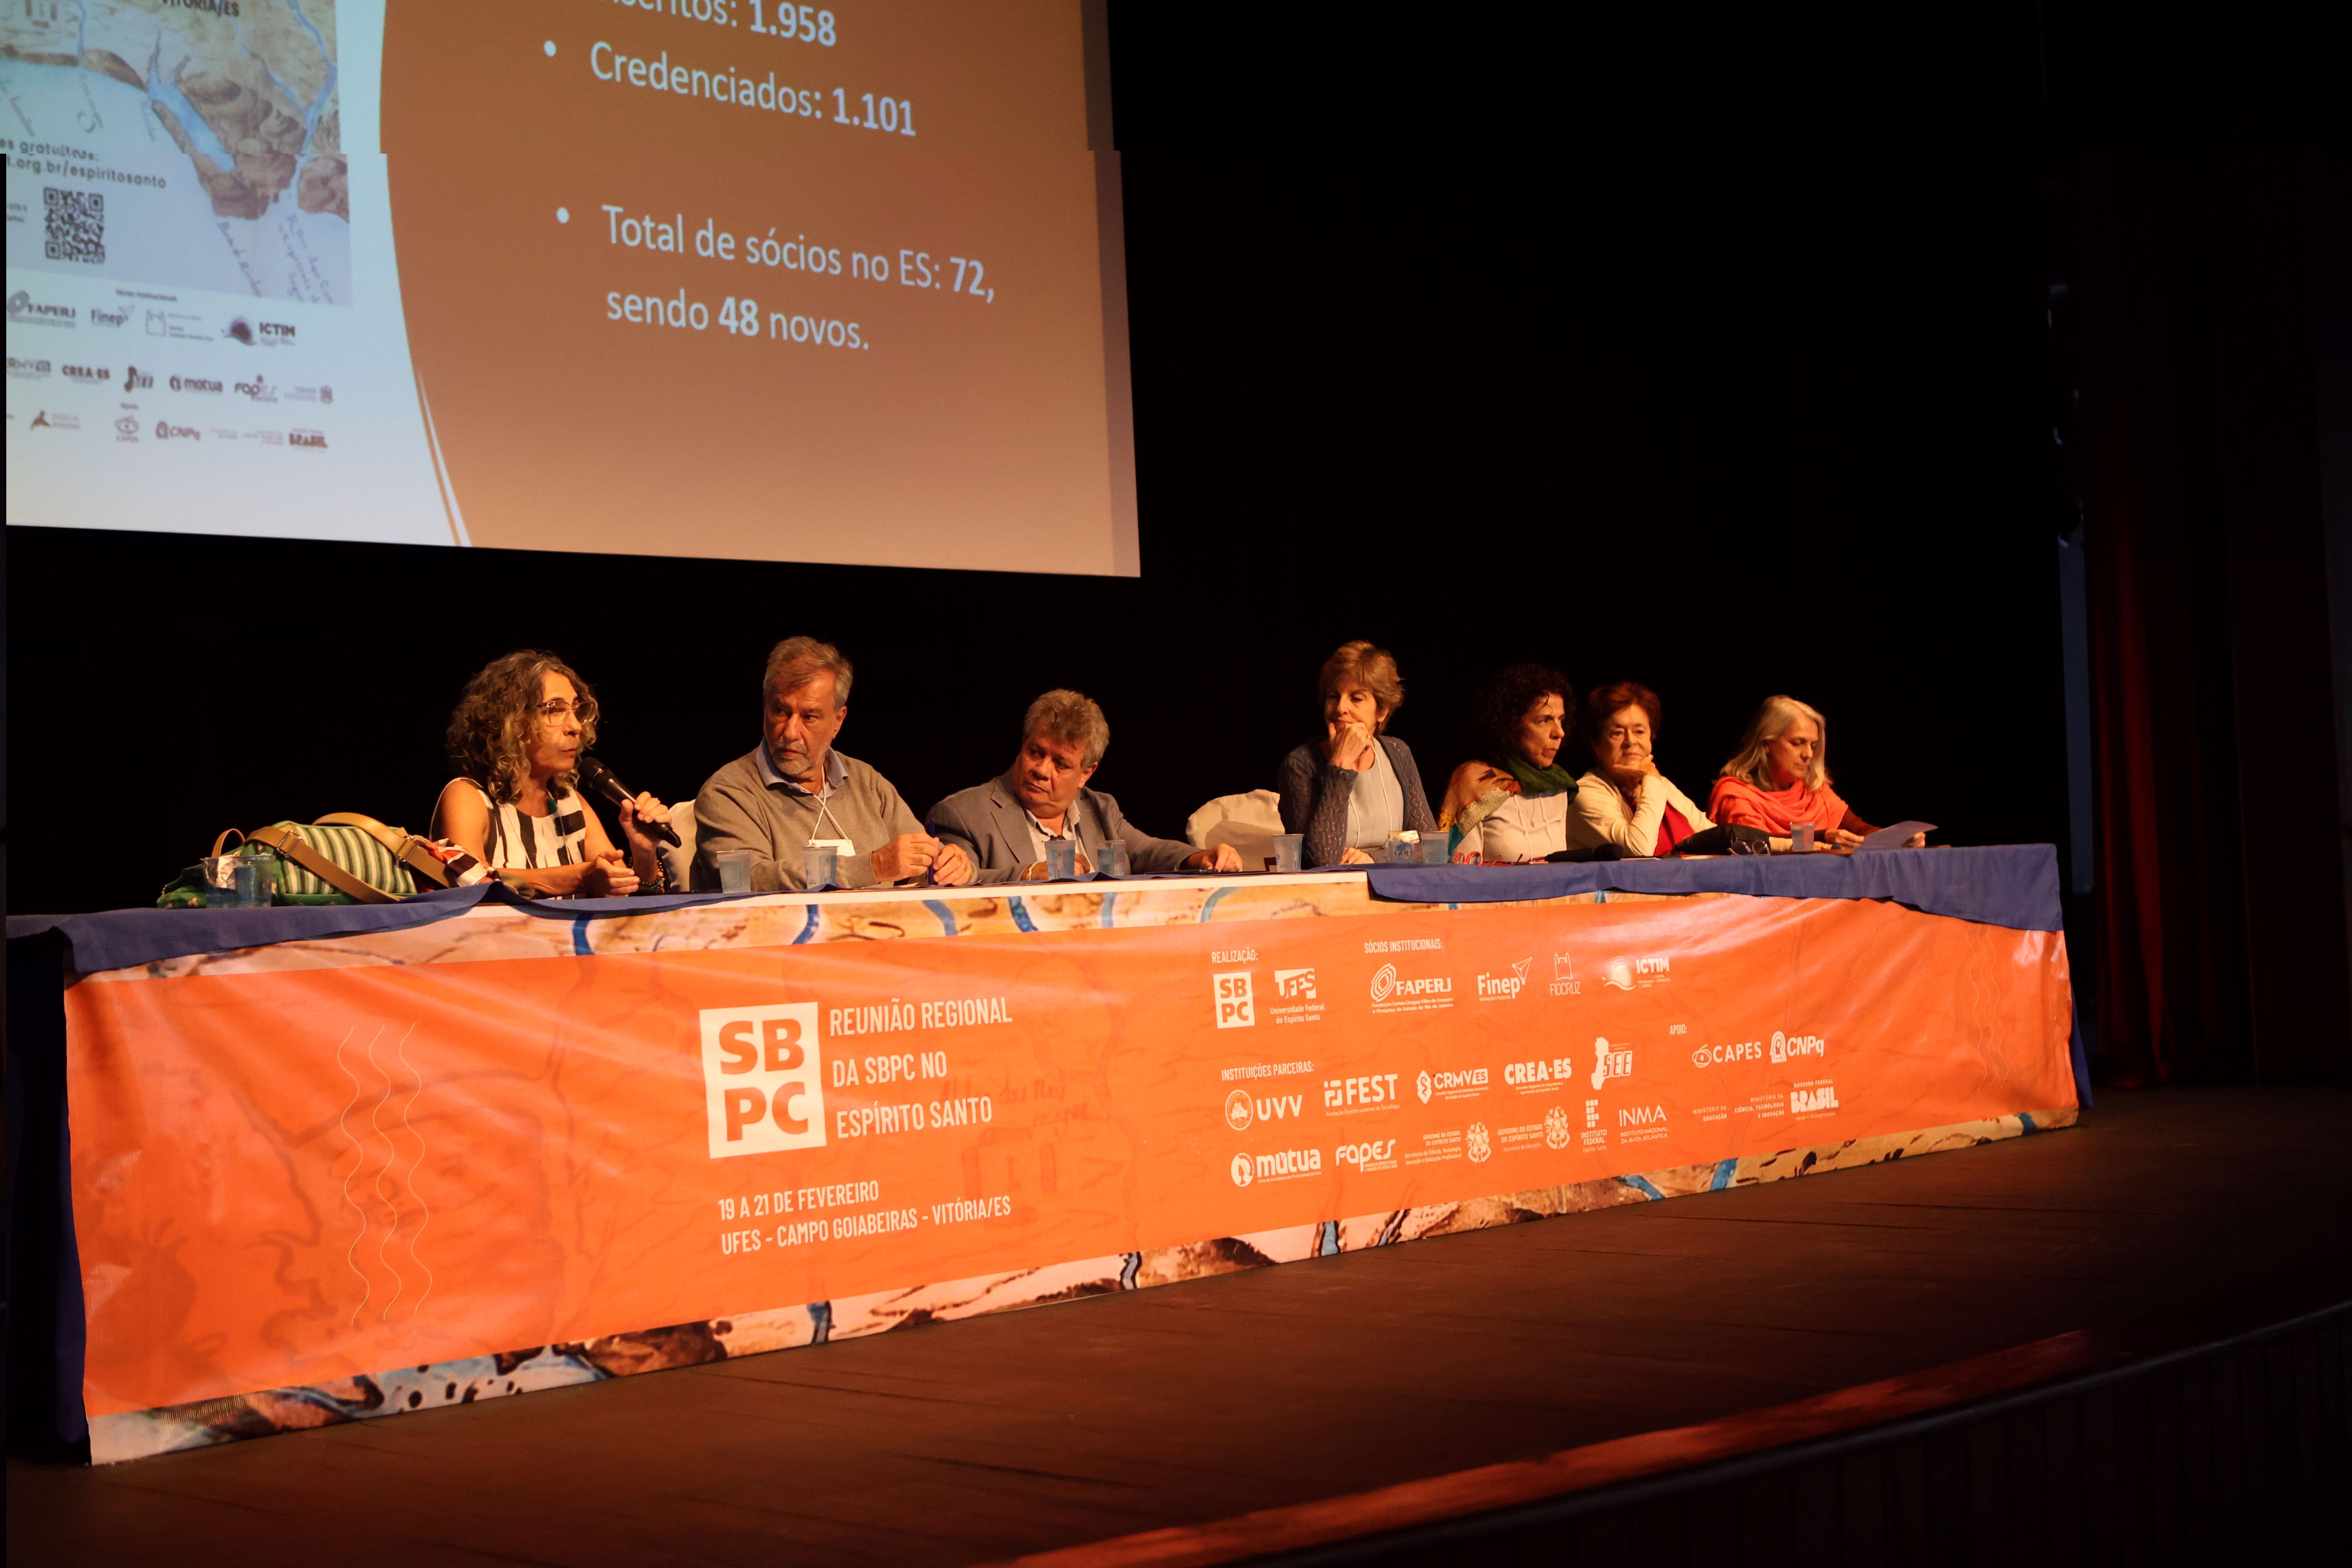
[1692,1040,1764,1068]
[699,1004,828,1158]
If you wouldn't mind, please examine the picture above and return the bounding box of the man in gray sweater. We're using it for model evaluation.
[691,637,973,892]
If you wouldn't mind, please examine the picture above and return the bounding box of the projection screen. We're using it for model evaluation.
[3,1,1138,575]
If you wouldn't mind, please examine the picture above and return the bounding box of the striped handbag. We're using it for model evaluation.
[225,815,454,905]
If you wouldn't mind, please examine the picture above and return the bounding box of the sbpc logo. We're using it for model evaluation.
[700,1004,828,1158]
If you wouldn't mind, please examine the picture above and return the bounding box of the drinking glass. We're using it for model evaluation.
[803,845,840,889]
[1386,830,1420,864]
[1272,834,1304,873]
[713,848,754,893]
[1045,839,1078,880]
[1791,822,1816,853]
[203,854,274,907]
[1421,832,1451,865]
[1096,840,1131,878]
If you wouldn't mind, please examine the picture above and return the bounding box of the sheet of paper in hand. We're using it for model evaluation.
[1857,821,1936,850]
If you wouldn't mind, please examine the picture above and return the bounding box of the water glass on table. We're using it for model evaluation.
[202,853,274,907]
[1420,832,1451,866]
[1790,822,1816,853]
[1096,840,1130,878]
[1272,834,1304,873]
[803,844,840,889]
[1385,830,1423,864]
[1045,838,1078,880]
[713,849,754,894]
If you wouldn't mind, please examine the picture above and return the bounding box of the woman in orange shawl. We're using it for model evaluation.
[1706,695,1921,847]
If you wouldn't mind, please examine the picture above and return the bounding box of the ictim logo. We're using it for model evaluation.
[1601,955,1671,990]
[699,1004,828,1158]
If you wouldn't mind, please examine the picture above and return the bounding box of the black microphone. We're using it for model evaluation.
[577,756,682,847]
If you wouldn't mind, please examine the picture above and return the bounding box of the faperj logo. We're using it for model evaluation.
[700,1004,828,1158]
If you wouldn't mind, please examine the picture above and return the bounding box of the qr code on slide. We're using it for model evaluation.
[44,187,104,265]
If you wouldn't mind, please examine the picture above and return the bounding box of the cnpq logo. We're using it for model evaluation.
[699,1004,828,1158]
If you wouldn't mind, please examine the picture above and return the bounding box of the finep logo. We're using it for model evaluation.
[700,1004,828,1158]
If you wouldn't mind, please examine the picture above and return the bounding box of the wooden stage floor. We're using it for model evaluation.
[12,1086,2351,1565]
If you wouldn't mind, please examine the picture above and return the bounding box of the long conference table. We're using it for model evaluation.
[5,851,2082,1464]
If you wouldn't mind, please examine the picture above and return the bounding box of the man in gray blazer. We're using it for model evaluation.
[928,690,1243,883]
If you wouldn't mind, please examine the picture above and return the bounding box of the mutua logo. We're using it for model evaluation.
[1477,958,1532,1000]
[1233,1147,1322,1185]
[699,1003,828,1158]
[1322,1071,1399,1110]
[1791,1082,1840,1114]
[1771,1030,1827,1063]
[1225,1088,1302,1130]
[1590,1037,1633,1090]
[171,374,223,393]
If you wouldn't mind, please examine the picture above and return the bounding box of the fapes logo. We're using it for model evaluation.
[699,1004,828,1158]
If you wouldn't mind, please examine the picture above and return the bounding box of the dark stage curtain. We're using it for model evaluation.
[2074,152,2351,1084]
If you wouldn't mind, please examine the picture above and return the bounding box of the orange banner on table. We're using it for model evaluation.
[65,894,2073,1429]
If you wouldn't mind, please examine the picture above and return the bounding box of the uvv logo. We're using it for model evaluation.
[700,1004,828,1158]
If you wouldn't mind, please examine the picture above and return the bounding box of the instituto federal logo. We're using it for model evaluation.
[1225,1089,1254,1131]
[700,1003,828,1158]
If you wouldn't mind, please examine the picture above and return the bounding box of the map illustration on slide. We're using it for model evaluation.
[2,0,348,303]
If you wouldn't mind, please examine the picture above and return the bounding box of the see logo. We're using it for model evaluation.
[701,1004,828,1158]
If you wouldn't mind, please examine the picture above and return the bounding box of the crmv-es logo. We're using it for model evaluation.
[1590,1038,1633,1090]
[7,357,53,377]
[1232,1147,1322,1186]
[1601,955,1671,990]
[171,374,222,393]
[699,1004,828,1158]
[1772,1031,1827,1063]
[1421,1067,1489,1102]
[1225,1088,1303,1131]
[1477,958,1532,1000]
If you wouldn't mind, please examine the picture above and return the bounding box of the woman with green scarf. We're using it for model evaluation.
[1439,664,1583,862]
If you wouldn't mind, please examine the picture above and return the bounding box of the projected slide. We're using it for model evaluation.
[4,1,1136,575]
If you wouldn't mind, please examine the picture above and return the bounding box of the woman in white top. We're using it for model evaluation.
[431,650,673,898]
[1439,664,1581,863]
[1566,681,1714,857]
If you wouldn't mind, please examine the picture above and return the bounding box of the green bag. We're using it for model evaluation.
[157,815,453,908]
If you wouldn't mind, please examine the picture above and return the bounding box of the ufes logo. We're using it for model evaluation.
[700,1004,828,1158]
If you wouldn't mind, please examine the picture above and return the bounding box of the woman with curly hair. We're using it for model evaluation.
[430,649,673,897]
[1440,664,1580,862]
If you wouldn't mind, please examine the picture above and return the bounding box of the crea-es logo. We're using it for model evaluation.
[1231,1147,1322,1186]
[700,1004,828,1158]
[1504,1057,1575,1086]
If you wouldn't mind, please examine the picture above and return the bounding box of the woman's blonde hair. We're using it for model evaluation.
[446,649,598,804]
[1319,640,1405,732]
[1720,694,1829,791]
